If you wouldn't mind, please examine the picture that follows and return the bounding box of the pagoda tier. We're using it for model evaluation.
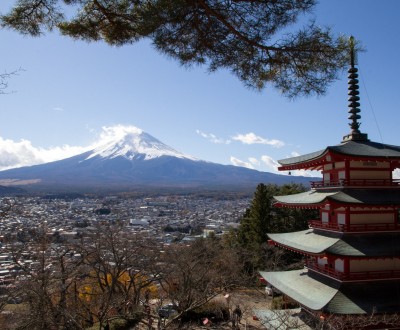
[268,230,400,257]
[259,269,400,314]
[274,189,400,233]
[267,230,400,282]
[279,140,400,189]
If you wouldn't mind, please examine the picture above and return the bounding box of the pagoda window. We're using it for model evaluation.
[321,211,329,223]
[317,256,328,267]
[337,213,346,225]
[335,258,344,272]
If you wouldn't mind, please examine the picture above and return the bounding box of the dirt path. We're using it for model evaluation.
[216,288,271,329]
[134,288,271,329]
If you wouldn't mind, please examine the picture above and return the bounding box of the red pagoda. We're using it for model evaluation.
[259,39,400,325]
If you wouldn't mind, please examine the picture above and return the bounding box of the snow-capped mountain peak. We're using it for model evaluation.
[85,126,197,161]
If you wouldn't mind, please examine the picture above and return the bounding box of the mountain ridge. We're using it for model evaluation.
[0,128,315,192]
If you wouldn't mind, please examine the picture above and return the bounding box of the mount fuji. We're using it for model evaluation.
[0,128,313,192]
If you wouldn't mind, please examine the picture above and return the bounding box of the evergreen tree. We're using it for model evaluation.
[227,183,312,272]
[1,0,351,98]
[238,183,278,248]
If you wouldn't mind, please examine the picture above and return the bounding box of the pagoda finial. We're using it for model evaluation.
[349,36,356,68]
[342,36,368,142]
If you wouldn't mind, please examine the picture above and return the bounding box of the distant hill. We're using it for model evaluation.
[0,128,315,193]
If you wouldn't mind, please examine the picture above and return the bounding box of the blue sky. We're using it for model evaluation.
[1,0,400,175]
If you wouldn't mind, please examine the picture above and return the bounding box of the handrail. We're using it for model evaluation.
[310,179,400,188]
[306,260,400,281]
[308,220,400,233]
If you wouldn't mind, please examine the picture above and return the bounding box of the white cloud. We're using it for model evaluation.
[230,156,254,169]
[232,132,284,148]
[260,155,280,172]
[0,137,89,171]
[52,107,64,112]
[195,129,230,144]
[94,125,143,147]
[248,157,260,166]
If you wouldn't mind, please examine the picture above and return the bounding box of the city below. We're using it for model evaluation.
[0,192,250,287]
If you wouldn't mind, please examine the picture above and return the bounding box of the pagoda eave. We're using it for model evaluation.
[259,269,339,312]
[267,230,340,255]
[274,189,400,207]
[273,202,322,209]
[278,163,324,171]
[268,239,326,257]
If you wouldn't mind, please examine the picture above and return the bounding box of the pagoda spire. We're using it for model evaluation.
[342,36,369,142]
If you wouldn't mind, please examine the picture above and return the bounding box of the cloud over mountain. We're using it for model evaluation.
[0,137,89,171]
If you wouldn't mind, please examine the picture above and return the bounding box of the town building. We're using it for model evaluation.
[260,39,400,328]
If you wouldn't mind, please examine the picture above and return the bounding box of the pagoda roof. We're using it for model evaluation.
[268,229,340,255]
[259,269,343,311]
[268,230,400,257]
[274,189,400,207]
[260,269,400,314]
[278,140,400,170]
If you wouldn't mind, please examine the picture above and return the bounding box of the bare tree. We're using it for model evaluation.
[76,223,162,329]
[0,68,22,94]
[3,225,85,330]
[158,238,246,328]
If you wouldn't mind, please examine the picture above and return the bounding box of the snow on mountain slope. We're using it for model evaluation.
[85,127,197,161]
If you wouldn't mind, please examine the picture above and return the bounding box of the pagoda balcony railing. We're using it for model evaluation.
[308,220,400,233]
[310,179,400,189]
[306,260,400,281]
